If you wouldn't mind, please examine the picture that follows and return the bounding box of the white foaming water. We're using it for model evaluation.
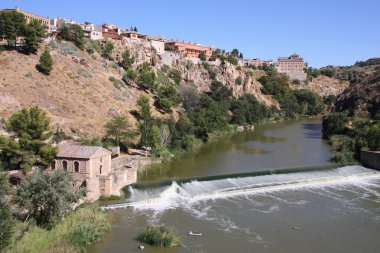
[102,166,380,211]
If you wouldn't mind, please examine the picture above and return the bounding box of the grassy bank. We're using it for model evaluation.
[5,205,110,253]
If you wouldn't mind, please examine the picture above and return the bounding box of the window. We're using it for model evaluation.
[74,161,79,173]
[100,157,102,163]
[51,161,56,170]
[62,161,68,171]
[99,165,102,174]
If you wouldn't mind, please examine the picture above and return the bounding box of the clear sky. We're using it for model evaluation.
[1,0,379,67]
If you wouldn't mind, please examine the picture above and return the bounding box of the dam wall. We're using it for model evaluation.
[361,151,380,170]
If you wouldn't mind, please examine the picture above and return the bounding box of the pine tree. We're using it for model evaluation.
[36,48,53,75]
[23,19,45,54]
[120,48,135,70]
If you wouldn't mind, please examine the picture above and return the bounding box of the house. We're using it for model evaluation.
[102,24,122,40]
[81,22,103,40]
[122,30,146,41]
[146,35,166,54]
[165,41,212,59]
[242,58,274,68]
[47,145,137,202]
[275,53,307,80]
[1,6,50,31]
[50,17,78,33]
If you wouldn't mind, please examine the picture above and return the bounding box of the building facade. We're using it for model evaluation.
[165,41,212,59]
[242,58,274,68]
[275,54,307,80]
[1,7,50,31]
[47,145,137,202]
[81,22,103,40]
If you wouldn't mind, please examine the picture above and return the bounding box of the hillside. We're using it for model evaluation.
[331,61,380,118]
[0,39,346,138]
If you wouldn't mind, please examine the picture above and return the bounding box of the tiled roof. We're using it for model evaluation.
[57,145,111,159]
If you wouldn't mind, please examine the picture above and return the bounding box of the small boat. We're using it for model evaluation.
[188,231,203,236]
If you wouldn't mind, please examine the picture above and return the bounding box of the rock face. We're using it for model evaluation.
[291,76,349,97]
[333,65,380,118]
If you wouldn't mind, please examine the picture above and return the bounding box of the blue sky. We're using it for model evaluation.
[1,0,379,67]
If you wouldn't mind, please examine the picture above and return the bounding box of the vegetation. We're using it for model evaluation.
[202,62,216,80]
[0,11,45,53]
[0,164,13,251]
[109,76,125,90]
[15,169,84,228]
[5,205,110,253]
[322,112,380,162]
[36,48,53,75]
[120,48,135,70]
[138,225,180,248]
[259,67,324,117]
[101,41,114,60]
[199,51,206,61]
[0,106,58,173]
[137,63,156,90]
[59,24,85,50]
[105,115,136,146]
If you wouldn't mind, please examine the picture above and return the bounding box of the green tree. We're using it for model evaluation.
[209,80,232,101]
[0,163,13,250]
[23,19,45,54]
[322,112,349,138]
[120,48,135,70]
[137,63,156,90]
[101,41,114,60]
[0,10,26,49]
[367,124,380,151]
[15,169,84,228]
[199,51,206,61]
[137,96,153,147]
[36,48,53,75]
[105,115,135,146]
[3,106,58,173]
[59,24,85,50]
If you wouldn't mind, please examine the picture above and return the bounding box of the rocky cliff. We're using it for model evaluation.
[332,62,380,118]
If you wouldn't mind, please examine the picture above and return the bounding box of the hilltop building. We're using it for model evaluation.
[165,41,212,59]
[275,54,307,80]
[102,24,122,40]
[81,22,103,40]
[0,6,50,31]
[242,58,274,68]
[48,145,137,202]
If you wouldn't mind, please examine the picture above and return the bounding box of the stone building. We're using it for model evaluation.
[242,58,274,68]
[165,41,212,59]
[1,7,50,31]
[48,145,137,202]
[275,54,307,80]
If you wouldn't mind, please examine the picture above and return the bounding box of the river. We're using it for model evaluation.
[89,118,380,253]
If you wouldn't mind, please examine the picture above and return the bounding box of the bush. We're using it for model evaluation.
[235,76,242,85]
[138,225,180,248]
[36,49,53,75]
[168,69,182,85]
[367,124,380,151]
[322,112,349,138]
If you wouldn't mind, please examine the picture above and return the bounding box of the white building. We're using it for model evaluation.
[146,35,166,54]
[81,22,103,40]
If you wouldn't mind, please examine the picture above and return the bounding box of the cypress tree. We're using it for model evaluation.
[36,48,53,75]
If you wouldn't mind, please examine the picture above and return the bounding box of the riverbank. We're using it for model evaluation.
[4,205,110,253]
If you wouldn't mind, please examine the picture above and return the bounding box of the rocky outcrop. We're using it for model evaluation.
[333,65,380,118]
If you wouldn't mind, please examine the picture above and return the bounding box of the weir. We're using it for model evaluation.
[102,165,380,211]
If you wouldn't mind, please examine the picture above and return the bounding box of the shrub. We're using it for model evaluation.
[138,225,180,248]
[36,49,53,75]
[168,69,182,85]
[367,124,380,151]
[235,76,242,85]
[199,51,206,61]
[322,112,349,138]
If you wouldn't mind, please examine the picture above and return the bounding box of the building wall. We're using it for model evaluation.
[150,40,165,54]
[165,41,212,59]
[275,54,307,80]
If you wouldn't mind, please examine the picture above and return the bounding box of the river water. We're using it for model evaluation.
[89,118,380,253]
